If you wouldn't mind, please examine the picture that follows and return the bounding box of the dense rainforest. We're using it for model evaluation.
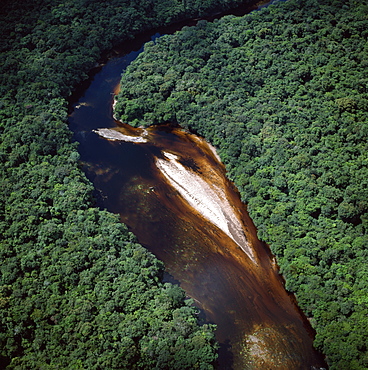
[113,0,368,369]
[1,0,367,368]
[0,0,261,368]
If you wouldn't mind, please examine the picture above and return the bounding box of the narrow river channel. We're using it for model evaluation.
[68,8,327,370]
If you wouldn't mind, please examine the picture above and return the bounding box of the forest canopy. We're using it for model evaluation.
[113,0,368,369]
[0,0,262,367]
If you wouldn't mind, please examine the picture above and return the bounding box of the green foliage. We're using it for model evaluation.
[0,0,266,367]
[1,209,217,369]
[114,0,368,368]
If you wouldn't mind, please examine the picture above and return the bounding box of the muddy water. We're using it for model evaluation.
[68,10,326,370]
[89,123,325,369]
[71,115,326,369]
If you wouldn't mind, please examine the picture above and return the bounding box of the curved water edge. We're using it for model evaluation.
[68,3,327,369]
[91,122,326,369]
[94,126,256,263]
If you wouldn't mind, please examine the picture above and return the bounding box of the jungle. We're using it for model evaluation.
[0,0,257,368]
[1,0,367,369]
[113,0,368,369]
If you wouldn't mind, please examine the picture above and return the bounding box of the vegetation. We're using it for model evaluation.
[0,0,265,367]
[114,0,368,368]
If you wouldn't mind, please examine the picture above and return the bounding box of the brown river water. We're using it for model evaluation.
[90,123,326,369]
[68,4,327,368]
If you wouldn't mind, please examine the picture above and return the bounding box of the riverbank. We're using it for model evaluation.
[94,126,257,263]
[93,122,326,369]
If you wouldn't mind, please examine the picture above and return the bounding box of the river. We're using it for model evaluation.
[68,5,326,370]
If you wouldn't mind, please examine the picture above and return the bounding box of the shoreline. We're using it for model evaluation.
[156,150,258,264]
[94,126,258,264]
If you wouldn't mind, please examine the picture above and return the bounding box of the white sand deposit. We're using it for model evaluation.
[94,126,257,264]
[156,151,256,263]
[93,128,148,143]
